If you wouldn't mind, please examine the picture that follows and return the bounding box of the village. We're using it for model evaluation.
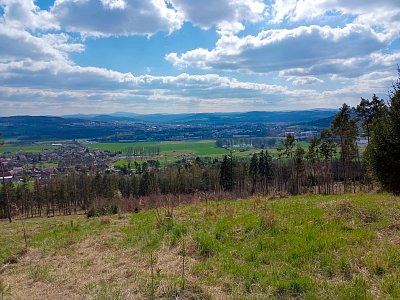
[0,141,117,182]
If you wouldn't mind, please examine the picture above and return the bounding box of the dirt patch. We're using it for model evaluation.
[1,226,144,299]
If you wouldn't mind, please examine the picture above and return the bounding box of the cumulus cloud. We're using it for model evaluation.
[0,27,83,62]
[0,0,57,30]
[170,0,265,34]
[0,52,396,115]
[269,0,400,40]
[166,24,387,74]
[51,0,184,37]
[289,76,324,86]
[48,0,267,37]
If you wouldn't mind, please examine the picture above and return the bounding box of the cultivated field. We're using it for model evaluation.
[1,193,400,299]
[0,144,57,154]
[88,140,261,166]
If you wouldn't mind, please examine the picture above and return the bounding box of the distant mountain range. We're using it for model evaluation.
[63,109,337,124]
[0,110,337,142]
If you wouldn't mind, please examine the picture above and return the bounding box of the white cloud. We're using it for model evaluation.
[289,76,324,86]
[51,0,184,37]
[166,24,387,75]
[170,0,265,34]
[0,0,57,30]
[0,26,80,62]
[100,0,127,10]
[269,0,400,40]
[48,0,266,37]
[0,53,397,115]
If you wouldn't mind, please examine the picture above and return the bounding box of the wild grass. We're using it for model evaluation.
[82,280,126,300]
[28,265,53,282]
[0,215,110,264]
[1,193,400,299]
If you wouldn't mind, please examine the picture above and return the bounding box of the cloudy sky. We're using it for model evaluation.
[0,0,399,116]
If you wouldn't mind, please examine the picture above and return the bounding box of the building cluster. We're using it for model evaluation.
[0,142,116,182]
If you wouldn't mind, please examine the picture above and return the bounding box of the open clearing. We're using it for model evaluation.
[1,193,400,299]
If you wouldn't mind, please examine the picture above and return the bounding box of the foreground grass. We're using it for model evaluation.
[1,193,400,299]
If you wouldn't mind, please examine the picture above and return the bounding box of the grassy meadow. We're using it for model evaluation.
[1,193,400,299]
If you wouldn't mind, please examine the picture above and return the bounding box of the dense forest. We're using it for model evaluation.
[1,71,400,220]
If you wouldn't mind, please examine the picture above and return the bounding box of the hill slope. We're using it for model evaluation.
[1,193,400,299]
[0,116,116,140]
[63,109,337,124]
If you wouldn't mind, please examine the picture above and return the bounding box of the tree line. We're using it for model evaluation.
[122,146,160,156]
[216,137,279,149]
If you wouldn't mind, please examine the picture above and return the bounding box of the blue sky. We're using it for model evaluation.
[0,0,399,115]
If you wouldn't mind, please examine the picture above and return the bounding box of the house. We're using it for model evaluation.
[0,171,13,180]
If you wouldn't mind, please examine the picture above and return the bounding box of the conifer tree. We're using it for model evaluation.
[249,153,258,193]
[332,103,357,189]
[366,69,400,194]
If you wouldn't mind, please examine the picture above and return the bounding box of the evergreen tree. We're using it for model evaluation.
[278,134,295,159]
[249,153,258,193]
[366,69,400,194]
[332,103,358,187]
[355,94,387,142]
[293,145,306,194]
[219,155,233,191]
[319,129,336,161]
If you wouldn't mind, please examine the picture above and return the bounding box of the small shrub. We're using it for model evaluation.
[86,207,99,218]
[86,204,118,218]
[110,204,119,215]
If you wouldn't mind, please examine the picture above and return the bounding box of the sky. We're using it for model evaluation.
[0,0,399,116]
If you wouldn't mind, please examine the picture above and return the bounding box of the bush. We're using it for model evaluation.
[110,204,118,215]
[86,207,98,218]
[86,203,118,218]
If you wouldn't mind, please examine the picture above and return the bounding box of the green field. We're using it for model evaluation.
[89,140,306,167]
[0,144,57,154]
[89,140,259,166]
[0,139,312,166]
[1,193,400,299]
[87,140,228,155]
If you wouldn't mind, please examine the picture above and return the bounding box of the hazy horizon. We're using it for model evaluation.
[0,0,399,115]
[0,108,339,118]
